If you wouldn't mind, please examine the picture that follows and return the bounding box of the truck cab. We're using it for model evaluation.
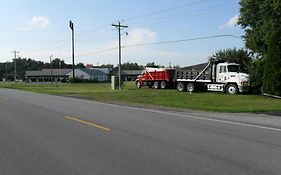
[215,63,249,94]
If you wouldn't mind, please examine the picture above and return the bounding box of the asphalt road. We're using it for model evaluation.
[0,88,281,175]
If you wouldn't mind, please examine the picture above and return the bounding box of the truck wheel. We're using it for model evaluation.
[148,83,153,88]
[226,84,238,95]
[136,81,142,88]
[186,83,195,92]
[177,82,185,92]
[160,81,167,89]
[153,81,160,89]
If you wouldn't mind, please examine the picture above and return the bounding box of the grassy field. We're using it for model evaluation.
[0,82,281,113]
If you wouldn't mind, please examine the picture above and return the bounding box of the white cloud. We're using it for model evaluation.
[220,15,239,29]
[75,28,209,67]
[76,27,158,63]
[124,28,157,45]
[29,16,50,28]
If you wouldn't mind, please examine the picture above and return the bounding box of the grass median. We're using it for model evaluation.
[0,82,281,113]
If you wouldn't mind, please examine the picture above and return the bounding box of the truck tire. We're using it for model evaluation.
[160,81,167,89]
[153,81,160,89]
[177,82,185,92]
[226,84,238,95]
[136,81,142,88]
[186,83,195,92]
[148,82,153,88]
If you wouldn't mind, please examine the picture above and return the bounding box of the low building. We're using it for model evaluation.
[25,68,111,82]
[25,69,72,82]
[79,68,109,82]
[111,70,142,81]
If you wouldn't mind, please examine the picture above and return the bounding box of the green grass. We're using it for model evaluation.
[0,82,281,113]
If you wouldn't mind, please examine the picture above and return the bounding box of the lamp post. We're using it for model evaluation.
[5,61,8,81]
[69,20,75,79]
[50,55,53,85]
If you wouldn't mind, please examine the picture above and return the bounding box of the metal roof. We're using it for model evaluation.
[25,69,72,76]
[79,68,107,75]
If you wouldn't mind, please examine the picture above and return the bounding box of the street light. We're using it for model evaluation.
[69,20,75,80]
[5,61,8,81]
[50,55,53,85]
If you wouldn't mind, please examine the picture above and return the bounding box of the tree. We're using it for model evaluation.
[145,62,163,68]
[209,48,253,72]
[99,64,114,69]
[121,62,142,70]
[238,0,281,95]
[51,58,67,69]
[76,62,85,68]
[262,31,281,96]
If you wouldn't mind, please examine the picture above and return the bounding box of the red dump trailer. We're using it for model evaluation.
[135,67,175,89]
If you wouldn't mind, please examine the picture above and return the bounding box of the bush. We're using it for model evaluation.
[263,32,281,96]
[248,59,265,94]
[69,78,101,83]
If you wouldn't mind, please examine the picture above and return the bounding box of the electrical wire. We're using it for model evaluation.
[123,35,241,48]
[138,6,235,28]
[123,0,212,21]
[128,2,236,27]
[76,47,119,57]
[76,34,241,57]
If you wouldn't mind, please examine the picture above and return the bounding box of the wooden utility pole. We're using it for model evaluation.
[11,50,19,84]
[112,22,128,90]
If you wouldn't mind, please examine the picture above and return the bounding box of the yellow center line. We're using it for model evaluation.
[0,95,8,100]
[64,115,111,132]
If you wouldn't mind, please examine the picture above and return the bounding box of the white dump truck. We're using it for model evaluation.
[176,60,250,94]
[136,59,250,95]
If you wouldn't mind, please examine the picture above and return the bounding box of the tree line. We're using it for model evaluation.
[0,57,163,81]
[0,58,86,80]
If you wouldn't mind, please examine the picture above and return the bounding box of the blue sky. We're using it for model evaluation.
[0,0,244,67]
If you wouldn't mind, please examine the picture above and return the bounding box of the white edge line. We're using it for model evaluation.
[50,94,281,132]
[130,107,281,132]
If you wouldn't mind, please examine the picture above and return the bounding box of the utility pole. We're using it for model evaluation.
[69,21,75,79]
[112,22,128,90]
[5,62,8,81]
[50,55,53,85]
[11,50,19,84]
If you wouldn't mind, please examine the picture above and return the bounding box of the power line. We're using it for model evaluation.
[76,47,119,57]
[75,24,112,38]
[123,0,211,21]
[75,34,241,57]
[124,0,266,23]
[128,2,236,27]
[123,35,241,48]
[137,6,235,28]
[76,36,117,42]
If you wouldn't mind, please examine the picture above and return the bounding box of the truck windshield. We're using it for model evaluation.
[228,65,240,72]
